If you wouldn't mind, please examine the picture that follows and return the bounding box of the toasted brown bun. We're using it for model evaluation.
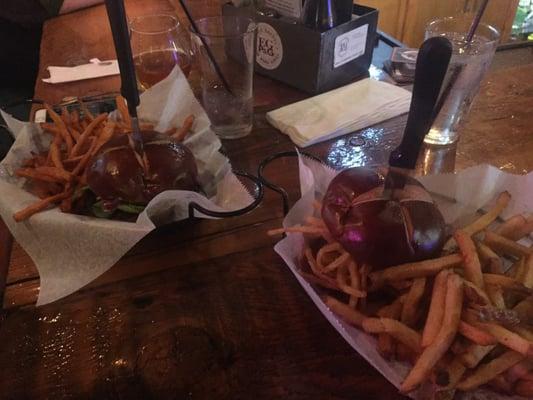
[86,131,199,204]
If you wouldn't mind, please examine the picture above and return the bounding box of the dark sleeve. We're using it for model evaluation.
[38,0,65,16]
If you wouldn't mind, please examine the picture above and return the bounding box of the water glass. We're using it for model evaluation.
[424,16,499,146]
[190,16,257,139]
[130,14,191,90]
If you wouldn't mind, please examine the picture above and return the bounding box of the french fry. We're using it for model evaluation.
[304,248,338,289]
[173,114,195,141]
[369,254,462,289]
[514,257,528,283]
[376,298,403,359]
[377,331,395,359]
[457,351,524,391]
[44,104,74,154]
[362,317,422,353]
[486,285,506,308]
[316,242,342,269]
[324,296,366,327]
[475,322,533,356]
[91,119,116,156]
[400,274,463,393]
[70,113,108,157]
[462,191,511,236]
[495,214,533,241]
[484,231,532,259]
[511,326,533,341]
[513,297,533,320]
[80,101,94,121]
[455,229,485,288]
[115,95,131,127]
[422,270,450,347]
[463,280,492,306]
[476,241,504,273]
[437,357,466,390]
[336,263,366,298]
[70,128,81,141]
[60,105,70,124]
[347,261,360,308]
[483,273,533,295]
[62,154,84,164]
[13,190,73,222]
[324,252,351,273]
[16,168,64,184]
[458,321,497,346]
[460,343,496,369]
[49,140,64,169]
[521,255,533,288]
[71,138,98,177]
[34,166,72,182]
[70,109,81,131]
[401,277,426,327]
[40,122,62,136]
[377,295,405,318]
[495,214,527,238]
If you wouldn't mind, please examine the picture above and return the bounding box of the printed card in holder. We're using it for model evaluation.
[334,24,368,68]
[223,3,378,94]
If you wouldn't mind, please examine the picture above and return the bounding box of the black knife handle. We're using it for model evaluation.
[104,0,139,116]
[389,36,452,169]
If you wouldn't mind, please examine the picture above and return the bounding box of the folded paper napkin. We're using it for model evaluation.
[42,58,119,84]
[266,78,412,147]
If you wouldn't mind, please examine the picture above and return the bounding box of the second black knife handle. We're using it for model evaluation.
[104,0,139,113]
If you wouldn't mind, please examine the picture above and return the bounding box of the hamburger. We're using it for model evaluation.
[321,167,446,269]
[84,131,199,218]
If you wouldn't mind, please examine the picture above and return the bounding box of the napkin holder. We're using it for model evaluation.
[222,3,378,94]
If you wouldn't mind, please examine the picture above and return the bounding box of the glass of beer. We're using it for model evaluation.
[130,14,191,90]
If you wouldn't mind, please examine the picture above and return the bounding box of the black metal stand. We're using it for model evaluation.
[257,150,324,217]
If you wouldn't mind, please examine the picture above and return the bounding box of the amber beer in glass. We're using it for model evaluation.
[130,14,191,90]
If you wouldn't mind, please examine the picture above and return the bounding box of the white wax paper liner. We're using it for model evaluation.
[274,153,532,400]
[0,67,253,306]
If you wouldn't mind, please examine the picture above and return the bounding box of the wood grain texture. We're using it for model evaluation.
[0,247,404,400]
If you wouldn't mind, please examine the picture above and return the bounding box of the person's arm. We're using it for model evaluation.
[38,0,103,17]
[59,0,104,14]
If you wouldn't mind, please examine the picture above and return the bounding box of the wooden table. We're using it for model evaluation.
[1,1,533,399]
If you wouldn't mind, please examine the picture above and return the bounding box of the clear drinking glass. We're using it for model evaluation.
[190,16,257,139]
[424,16,499,146]
[130,14,192,90]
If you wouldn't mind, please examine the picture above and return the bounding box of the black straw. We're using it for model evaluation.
[178,0,234,95]
[431,0,490,122]
[466,0,490,42]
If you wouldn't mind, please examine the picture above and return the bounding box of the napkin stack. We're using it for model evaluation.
[266,78,412,147]
[42,58,119,84]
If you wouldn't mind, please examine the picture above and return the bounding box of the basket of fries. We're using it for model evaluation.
[267,153,533,399]
[0,67,262,306]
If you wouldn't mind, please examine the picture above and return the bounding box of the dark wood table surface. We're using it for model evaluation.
[1,1,533,399]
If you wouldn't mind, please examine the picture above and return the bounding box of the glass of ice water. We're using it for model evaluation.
[424,16,499,146]
[190,16,257,139]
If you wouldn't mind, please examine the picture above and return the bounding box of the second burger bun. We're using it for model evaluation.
[86,131,199,204]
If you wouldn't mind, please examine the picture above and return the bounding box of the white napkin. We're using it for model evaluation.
[266,78,412,147]
[42,58,120,84]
